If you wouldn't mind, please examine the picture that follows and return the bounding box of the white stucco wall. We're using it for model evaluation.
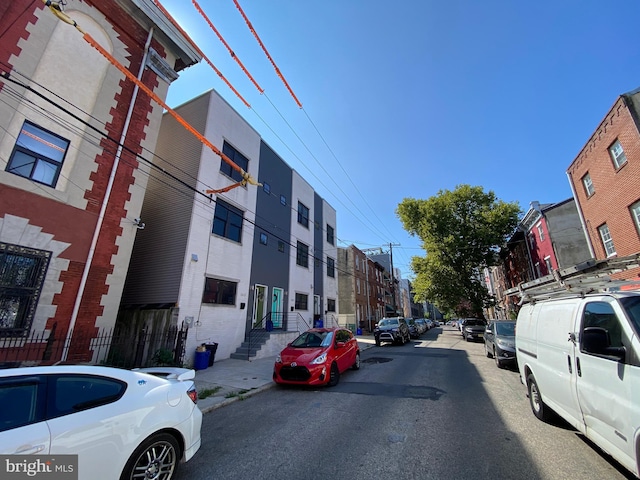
[322,198,339,318]
[178,91,261,363]
[289,171,315,329]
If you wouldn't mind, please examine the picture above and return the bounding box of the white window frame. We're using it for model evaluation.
[609,139,627,169]
[598,224,616,257]
[582,173,594,197]
[630,201,640,235]
[536,223,545,241]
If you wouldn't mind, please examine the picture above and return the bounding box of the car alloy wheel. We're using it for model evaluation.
[352,352,361,370]
[527,374,551,422]
[494,347,503,368]
[121,432,179,480]
[328,362,340,386]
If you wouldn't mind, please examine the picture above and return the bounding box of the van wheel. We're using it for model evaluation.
[527,374,550,421]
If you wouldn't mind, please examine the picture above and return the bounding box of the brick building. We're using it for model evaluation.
[0,0,199,363]
[567,87,640,279]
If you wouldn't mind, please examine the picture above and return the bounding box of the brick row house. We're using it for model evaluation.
[0,0,199,364]
[491,86,640,318]
[119,88,339,364]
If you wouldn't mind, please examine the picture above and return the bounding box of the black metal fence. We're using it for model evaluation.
[0,322,188,369]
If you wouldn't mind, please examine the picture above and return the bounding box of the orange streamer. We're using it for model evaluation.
[192,0,264,94]
[232,0,302,108]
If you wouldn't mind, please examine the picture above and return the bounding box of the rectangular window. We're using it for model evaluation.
[544,256,553,275]
[263,182,270,194]
[598,224,616,257]
[202,278,237,305]
[213,198,243,243]
[294,293,308,310]
[0,243,51,336]
[6,121,69,187]
[278,241,285,253]
[327,298,336,312]
[220,141,249,182]
[297,202,309,228]
[609,139,627,169]
[356,278,361,294]
[259,232,267,245]
[631,201,640,235]
[296,241,309,268]
[326,225,335,245]
[582,173,594,197]
[327,257,335,278]
[536,223,545,241]
[280,195,286,206]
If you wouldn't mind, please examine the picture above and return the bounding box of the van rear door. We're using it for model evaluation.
[574,297,640,476]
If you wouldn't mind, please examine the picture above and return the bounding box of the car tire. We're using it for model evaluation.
[120,432,180,480]
[494,348,503,368]
[328,362,340,386]
[527,374,551,422]
[486,344,493,358]
[352,352,360,370]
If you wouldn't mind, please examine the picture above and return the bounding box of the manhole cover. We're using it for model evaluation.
[362,357,393,364]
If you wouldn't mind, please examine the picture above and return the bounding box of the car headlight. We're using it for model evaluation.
[496,339,513,348]
[276,354,282,363]
[311,352,327,365]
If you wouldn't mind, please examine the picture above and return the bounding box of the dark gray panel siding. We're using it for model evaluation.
[314,192,324,302]
[247,141,293,325]
[121,93,209,305]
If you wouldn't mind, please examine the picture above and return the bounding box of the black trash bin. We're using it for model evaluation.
[204,343,218,367]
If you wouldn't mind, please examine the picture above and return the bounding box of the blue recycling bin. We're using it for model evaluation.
[194,350,210,370]
[314,319,323,328]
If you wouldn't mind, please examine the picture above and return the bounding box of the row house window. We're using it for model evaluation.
[609,139,627,169]
[326,225,334,245]
[297,202,309,228]
[598,223,616,257]
[220,141,249,183]
[631,201,640,235]
[296,242,309,268]
[6,121,69,187]
[202,278,237,305]
[213,199,243,243]
[327,257,335,278]
[582,172,595,197]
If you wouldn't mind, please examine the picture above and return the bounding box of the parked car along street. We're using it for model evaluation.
[484,320,516,368]
[273,327,360,387]
[373,317,411,346]
[461,318,487,342]
[0,365,202,480]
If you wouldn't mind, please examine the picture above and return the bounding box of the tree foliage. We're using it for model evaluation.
[397,185,521,318]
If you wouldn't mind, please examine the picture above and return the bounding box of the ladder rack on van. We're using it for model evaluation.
[504,253,640,303]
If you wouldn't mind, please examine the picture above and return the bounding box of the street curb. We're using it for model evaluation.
[199,382,276,414]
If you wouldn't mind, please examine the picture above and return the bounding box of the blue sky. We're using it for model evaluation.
[160,0,640,279]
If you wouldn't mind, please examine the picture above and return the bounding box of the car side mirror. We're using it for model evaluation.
[582,327,626,362]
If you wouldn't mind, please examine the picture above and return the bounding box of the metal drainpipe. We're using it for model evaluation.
[566,170,595,258]
[62,28,155,361]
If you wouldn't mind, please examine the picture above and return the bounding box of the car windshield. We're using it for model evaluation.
[465,319,485,326]
[379,319,399,327]
[290,331,333,348]
[495,322,515,336]
[621,296,640,335]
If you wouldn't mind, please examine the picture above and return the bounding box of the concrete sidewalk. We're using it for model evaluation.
[193,335,376,414]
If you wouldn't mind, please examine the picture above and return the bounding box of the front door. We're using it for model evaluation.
[253,284,268,328]
[271,287,284,328]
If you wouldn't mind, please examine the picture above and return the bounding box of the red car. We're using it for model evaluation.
[273,327,360,386]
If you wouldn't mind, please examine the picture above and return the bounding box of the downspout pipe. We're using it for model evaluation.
[62,27,155,361]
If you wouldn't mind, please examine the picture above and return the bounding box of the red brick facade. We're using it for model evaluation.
[567,92,640,279]
[0,1,196,363]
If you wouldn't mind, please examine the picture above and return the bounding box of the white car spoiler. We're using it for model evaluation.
[134,367,195,381]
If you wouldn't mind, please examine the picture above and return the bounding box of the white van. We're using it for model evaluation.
[515,292,640,478]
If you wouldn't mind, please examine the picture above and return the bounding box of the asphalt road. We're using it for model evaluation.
[175,325,635,480]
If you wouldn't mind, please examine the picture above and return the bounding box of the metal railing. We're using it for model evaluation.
[245,312,311,360]
[0,322,188,369]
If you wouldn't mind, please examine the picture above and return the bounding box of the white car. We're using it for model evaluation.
[0,365,202,479]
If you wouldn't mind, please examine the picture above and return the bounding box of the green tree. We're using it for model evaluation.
[397,185,521,318]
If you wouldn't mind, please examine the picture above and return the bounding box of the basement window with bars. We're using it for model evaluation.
[0,242,51,337]
[6,121,69,187]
